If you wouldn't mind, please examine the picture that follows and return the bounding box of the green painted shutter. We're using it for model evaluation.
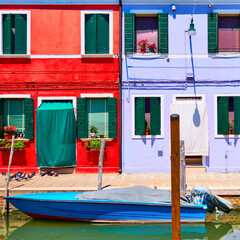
[0,99,4,138]
[85,14,97,54]
[158,13,168,54]
[125,13,135,54]
[217,97,229,135]
[15,14,27,54]
[77,98,87,138]
[234,97,240,134]
[97,14,109,54]
[208,13,218,53]
[3,14,12,54]
[108,97,117,138]
[24,98,34,139]
[135,97,145,135]
[150,97,161,135]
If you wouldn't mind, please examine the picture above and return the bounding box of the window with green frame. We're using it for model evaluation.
[85,14,109,54]
[0,98,34,139]
[2,14,27,54]
[77,97,117,138]
[217,96,240,135]
[135,97,161,136]
[125,13,168,54]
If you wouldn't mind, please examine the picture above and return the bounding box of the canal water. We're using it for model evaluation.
[1,210,240,239]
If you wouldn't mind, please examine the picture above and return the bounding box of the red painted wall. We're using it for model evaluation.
[0,5,120,173]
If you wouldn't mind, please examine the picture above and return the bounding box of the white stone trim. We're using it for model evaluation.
[0,94,31,98]
[81,10,113,55]
[131,94,164,139]
[214,93,240,138]
[0,10,31,55]
[173,94,206,103]
[81,93,113,98]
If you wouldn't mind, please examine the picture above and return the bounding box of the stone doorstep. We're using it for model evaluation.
[186,165,206,174]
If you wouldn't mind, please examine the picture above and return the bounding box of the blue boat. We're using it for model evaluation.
[6,186,207,223]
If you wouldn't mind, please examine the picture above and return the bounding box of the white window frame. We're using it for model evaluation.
[214,93,240,138]
[81,10,113,55]
[0,10,31,55]
[131,94,164,139]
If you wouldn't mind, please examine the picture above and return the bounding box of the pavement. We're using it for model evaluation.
[0,172,240,196]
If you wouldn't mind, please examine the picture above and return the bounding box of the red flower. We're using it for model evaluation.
[147,43,156,49]
[138,39,149,48]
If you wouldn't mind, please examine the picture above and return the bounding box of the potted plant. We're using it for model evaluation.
[99,133,104,139]
[138,39,148,53]
[90,140,101,151]
[145,124,150,135]
[148,43,156,53]
[3,125,18,139]
[229,123,233,134]
[14,141,25,150]
[0,140,6,149]
[89,126,98,138]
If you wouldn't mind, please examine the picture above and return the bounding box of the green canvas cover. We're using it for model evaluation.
[36,102,76,167]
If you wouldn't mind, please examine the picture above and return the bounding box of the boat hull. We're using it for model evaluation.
[6,192,207,223]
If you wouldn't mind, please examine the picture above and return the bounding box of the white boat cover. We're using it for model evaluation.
[76,185,191,205]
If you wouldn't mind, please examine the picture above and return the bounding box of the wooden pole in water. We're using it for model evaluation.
[170,114,181,240]
[2,135,15,215]
[98,139,106,190]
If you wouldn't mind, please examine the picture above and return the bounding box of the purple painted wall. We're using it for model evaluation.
[122,5,240,173]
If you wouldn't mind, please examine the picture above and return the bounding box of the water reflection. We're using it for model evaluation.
[0,216,236,240]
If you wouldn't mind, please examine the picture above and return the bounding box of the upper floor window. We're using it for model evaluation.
[208,13,240,53]
[0,11,30,55]
[125,13,168,54]
[81,11,113,55]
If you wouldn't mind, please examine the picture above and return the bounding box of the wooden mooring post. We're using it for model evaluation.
[97,139,106,190]
[2,135,15,215]
[170,114,181,240]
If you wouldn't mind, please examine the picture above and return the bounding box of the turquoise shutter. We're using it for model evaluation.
[108,97,117,138]
[97,14,109,54]
[125,13,135,54]
[150,97,161,135]
[208,13,218,53]
[158,13,168,54]
[3,14,12,54]
[234,97,240,134]
[0,99,4,138]
[217,97,229,135]
[135,97,145,135]
[77,98,87,138]
[24,98,34,139]
[15,14,27,54]
[85,14,97,54]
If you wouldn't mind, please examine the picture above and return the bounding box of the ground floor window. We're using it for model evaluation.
[217,96,240,135]
[134,96,161,136]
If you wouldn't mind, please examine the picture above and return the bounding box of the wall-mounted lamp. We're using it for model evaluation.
[172,5,176,11]
[188,17,196,36]
[208,3,213,8]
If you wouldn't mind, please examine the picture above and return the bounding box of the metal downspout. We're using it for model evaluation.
[119,0,123,174]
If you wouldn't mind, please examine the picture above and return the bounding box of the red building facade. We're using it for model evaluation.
[0,3,120,173]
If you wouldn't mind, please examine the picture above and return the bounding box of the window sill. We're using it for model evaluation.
[215,134,240,139]
[2,139,30,142]
[81,138,113,142]
[210,53,240,59]
[126,53,165,59]
[0,54,30,58]
[132,135,163,139]
[81,54,113,58]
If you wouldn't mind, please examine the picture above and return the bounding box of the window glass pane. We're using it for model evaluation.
[229,97,234,133]
[219,16,240,52]
[145,97,150,129]
[87,99,108,137]
[135,16,158,53]
[4,100,24,133]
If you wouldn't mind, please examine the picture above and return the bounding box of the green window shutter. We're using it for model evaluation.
[158,13,168,54]
[24,98,34,139]
[15,14,27,54]
[217,97,229,135]
[77,98,87,138]
[3,14,12,54]
[0,99,4,138]
[85,14,97,54]
[97,14,109,54]
[108,97,117,138]
[135,97,145,135]
[125,13,135,54]
[234,97,240,134]
[150,97,161,135]
[208,13,218,53]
